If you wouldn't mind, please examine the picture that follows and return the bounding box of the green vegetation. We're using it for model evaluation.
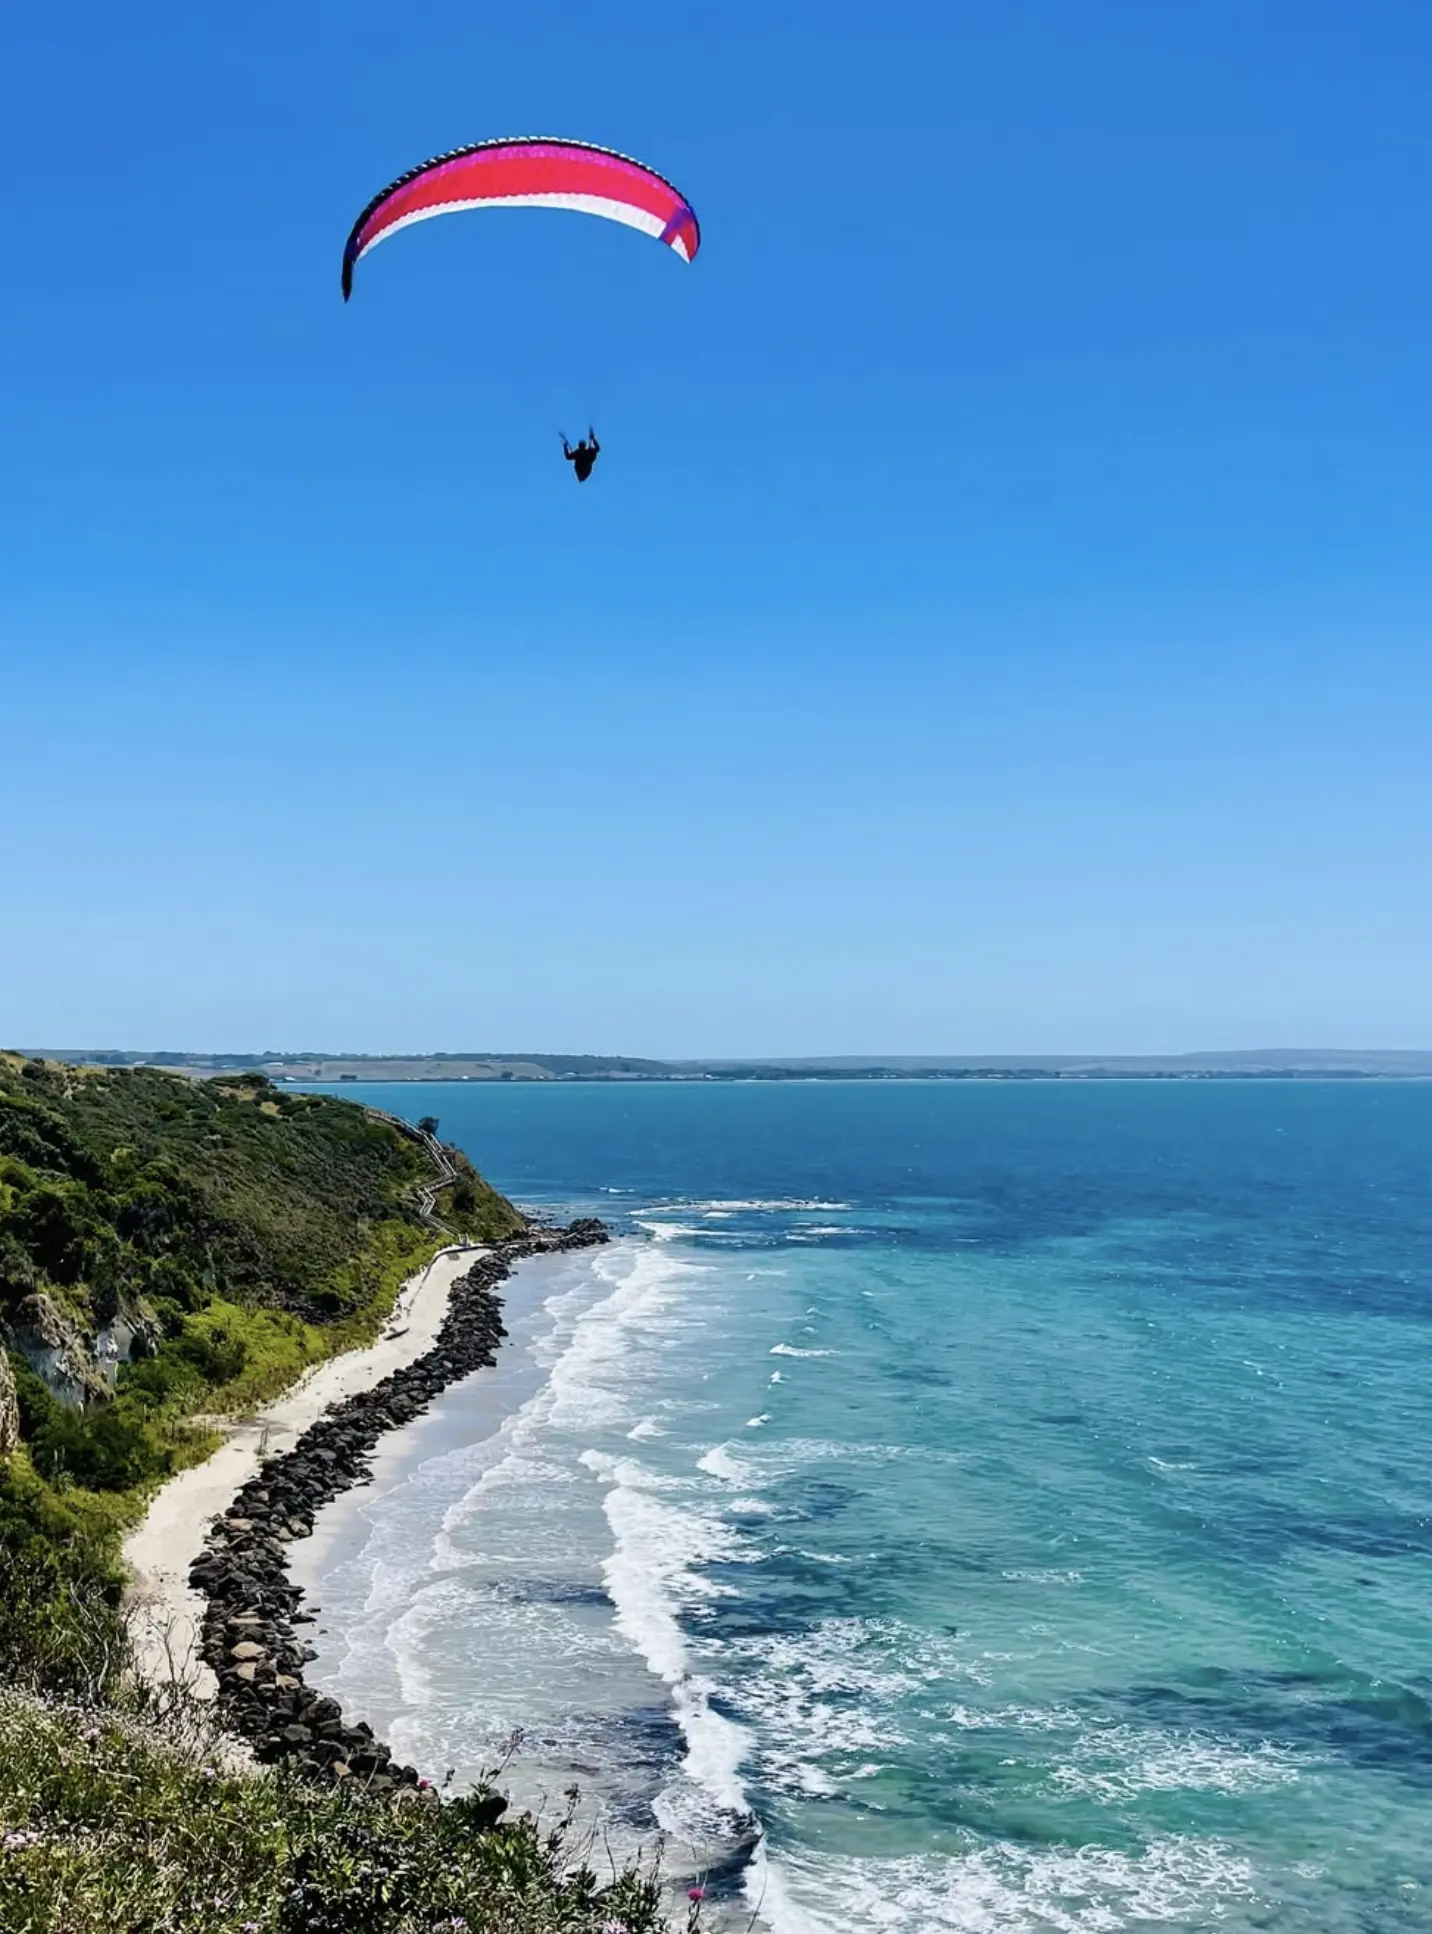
[0,1454,132,1700]
[0,1054,524,1697]
[0,1060,671,1932]
[0,1691,666,1934]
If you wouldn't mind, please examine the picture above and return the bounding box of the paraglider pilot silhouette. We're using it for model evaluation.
[562,428,601,483]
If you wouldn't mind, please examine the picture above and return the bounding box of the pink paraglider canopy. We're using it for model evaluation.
[342,137,700,297]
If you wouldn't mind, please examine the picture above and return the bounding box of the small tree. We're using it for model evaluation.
[417,1116,439,1139]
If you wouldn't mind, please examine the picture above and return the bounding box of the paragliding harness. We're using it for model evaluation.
[562,428,600,483]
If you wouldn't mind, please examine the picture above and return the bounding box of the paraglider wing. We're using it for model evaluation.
[342,137,700,298]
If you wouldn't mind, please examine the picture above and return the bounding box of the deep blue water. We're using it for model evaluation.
[296,1080,1432,1932]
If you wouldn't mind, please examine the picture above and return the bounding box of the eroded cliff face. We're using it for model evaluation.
[5,1292,107,1408]
[0,1349,18,1455]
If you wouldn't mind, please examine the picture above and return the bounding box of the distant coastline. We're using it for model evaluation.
[23,1047,1432,1083]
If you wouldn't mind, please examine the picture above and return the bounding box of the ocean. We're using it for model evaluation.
[291,1079,1432,1932]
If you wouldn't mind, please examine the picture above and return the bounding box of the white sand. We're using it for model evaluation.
[122,1244,485,1696]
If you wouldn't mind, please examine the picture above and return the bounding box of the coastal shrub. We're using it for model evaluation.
[0,1095,104,1185]
[5,1349,62,1441]
[7,1351,171,1492]
[7,1181,99,1286]
[0,1230,39,1307]
[0,1692,668,1934]
[30,1393,174,1491]
[171,1314,250,1387]
[0,1462,129,1698]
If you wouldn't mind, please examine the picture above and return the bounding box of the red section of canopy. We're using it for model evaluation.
[343,138,699,296]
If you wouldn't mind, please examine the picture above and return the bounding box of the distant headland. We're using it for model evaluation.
[20,1047,1432,1081]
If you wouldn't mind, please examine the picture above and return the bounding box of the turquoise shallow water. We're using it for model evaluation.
[295,1080,1432,1932]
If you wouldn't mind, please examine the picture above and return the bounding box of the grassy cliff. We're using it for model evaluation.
[0,1062,668,1933]
[0,1054,524,1693]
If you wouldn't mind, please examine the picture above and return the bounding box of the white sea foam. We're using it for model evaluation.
[936,1701,1313,1804]
[547,1242,709,1432]
[1052,1731,1309,1801]
[627,1417,664,1440]
[743,1616,982,1706]
[697,1442,750,1483]
[385,1575,485,1708]
[705,1621,1005,1823]
[768,1370,784,1383]
[731,1437,962,1478]
[750,1833,1256,1933]
[947,1702,1084,1733]
[580,1447,761,1839]
[433,1239,699,1567]
[632,1218,707,1244]
[770,1343,835,1358]
[746,1413,771,1428]
[647,1198,852,1215]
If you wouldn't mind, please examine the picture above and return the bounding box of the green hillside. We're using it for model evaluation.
[0,1054,523,1688]
[0,1063,668,1931]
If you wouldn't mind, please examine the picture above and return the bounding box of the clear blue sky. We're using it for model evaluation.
[4,1,1430,1056]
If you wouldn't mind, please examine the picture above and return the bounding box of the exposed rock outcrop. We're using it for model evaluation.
[6,1292,103,1408]
[95,1307,161,1391]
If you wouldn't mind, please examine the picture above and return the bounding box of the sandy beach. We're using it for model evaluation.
[122,1244,485,1697]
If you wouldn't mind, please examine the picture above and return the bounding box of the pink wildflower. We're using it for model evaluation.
[688,1886,706,1901]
